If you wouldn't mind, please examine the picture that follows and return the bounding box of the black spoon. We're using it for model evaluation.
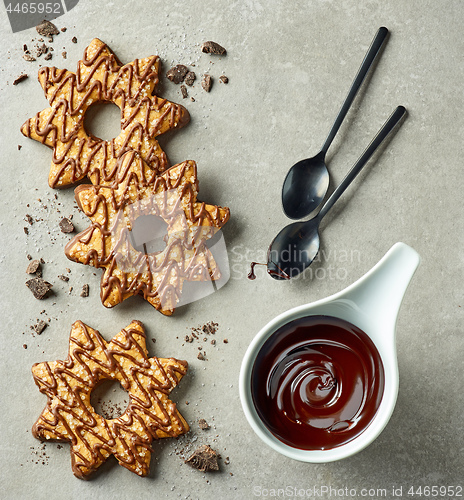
[268,105,406,280]
[282,27,389,220]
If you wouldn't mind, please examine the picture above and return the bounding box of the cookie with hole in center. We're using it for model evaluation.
[31,320,189,479]
[64,153,230,315]
[21,38,189,188]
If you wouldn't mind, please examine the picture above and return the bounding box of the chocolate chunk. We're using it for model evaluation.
[36,43,48,57]
[26,260,41,274]
[185,445,219,472]
[26,278,53,299]
[36,20,59,37]
[197,352,206,361]
[24,227,29,235]
[219,75,229,84]
[60,27,67,32]
[166,64,189,84]
[44,53,52,61]
[184,71,196,86]
[180,84,188,99]
[32,320,47,335]
[80,284,89,297]
[201,74,212,92]
[201,41,227,55]
[23,53,36,62]
[58,274,69,282]
[198,418,210,430]
[59,217,74,233]
[71,36,77,43]
[13,74,28,85]
[25,214,33,225]
[18,145,22,150]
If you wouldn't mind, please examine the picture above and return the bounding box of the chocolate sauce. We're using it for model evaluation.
[251,315,384,450]
[248,261,291,280]
[248,261,265,280]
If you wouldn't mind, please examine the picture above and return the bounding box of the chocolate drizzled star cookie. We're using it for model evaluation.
[32,320,189,479]
[21,38,189,188]
[65,153,230,315]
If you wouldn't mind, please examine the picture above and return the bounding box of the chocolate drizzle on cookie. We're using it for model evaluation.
[65,157,230,315]
[32,320,189,479]
[21,38,190,188]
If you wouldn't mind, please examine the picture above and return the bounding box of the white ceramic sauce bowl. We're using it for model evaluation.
[239,242,420,462]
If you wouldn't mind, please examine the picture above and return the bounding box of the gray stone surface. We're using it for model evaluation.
[0,0,463,498]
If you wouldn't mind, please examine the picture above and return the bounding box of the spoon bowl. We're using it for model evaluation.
[282,27,388,220]
[267,221,320,279]
[282,153,329,220]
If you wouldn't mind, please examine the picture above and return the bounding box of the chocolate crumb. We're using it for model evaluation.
[211,339,216,346]
[18,145,22,150]
[201,41,227,56]
[198,418,210,430]
[23,53,36,62]
[185,445,219,472]
[24,227,29,235]
[36,43,48,57]
[27,254,33,260]
[166,64,189,84]
[80,284,89,297]
[32,320,47,335]
[23,344,27,349]
[201,74,212,92]
[190,97,195,102]
[184,71,196,86]
[58,274,69,282]
[25,214,33,225]
[44,53,52,61]
[13,74,28,85]
[26,278,53,300]
[62,51,67,59]
[36,20,59,37]
[71,36,77,43]
[224,456,230,465]
[219,75,229,84]
[26,260,41,274]
[223,338,228,343]
[23,44,28,51]
[180,84,188,98]
[60,27,67,32]
[197,352,206,361]
[59,217,74,233]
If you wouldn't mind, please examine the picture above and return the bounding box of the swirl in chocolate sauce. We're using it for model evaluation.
[251,315,384,450]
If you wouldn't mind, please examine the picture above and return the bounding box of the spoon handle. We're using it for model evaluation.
[320,27,389,156]
[318,105,406,221]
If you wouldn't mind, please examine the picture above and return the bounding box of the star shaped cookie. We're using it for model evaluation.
[32,320,189,479]
[65,153,230,314]
[21,38,189,188]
